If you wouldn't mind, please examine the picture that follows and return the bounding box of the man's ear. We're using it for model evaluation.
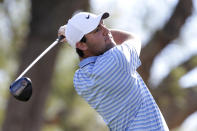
[76,42,88,51]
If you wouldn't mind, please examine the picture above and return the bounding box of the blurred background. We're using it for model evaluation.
[0,0,197,130]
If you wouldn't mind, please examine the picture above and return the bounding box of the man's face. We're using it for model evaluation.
[84,20,116,56]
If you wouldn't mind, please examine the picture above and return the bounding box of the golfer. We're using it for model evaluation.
[58,12,169,131]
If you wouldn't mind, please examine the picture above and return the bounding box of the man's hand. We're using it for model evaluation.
[58,25,67,43]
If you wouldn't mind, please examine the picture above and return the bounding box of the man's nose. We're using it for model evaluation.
[102,26,110,36]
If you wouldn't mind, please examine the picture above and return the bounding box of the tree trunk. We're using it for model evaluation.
[153,55,197,129]
[2,0,89,131]
[137,0,194,129]
[138,0,193,84]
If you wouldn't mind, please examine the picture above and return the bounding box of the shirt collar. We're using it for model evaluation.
[79,56,98,68]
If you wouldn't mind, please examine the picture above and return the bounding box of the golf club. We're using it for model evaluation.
[9,35,65,101]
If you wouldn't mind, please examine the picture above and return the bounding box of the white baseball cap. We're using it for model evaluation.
[65,12,109,48]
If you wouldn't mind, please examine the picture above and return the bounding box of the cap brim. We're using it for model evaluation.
[84,12,110,35]
[101,12,109,19]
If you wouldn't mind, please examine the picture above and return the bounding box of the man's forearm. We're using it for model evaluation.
[111,29,141,56]
[111,29,135,45]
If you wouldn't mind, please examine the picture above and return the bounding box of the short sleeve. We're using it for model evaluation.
[111,39,141,74]
[125,36,141,56]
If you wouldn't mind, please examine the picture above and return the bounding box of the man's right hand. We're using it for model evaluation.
[58,25,67,43]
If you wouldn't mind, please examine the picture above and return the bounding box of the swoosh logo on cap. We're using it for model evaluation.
[86,15,90,19]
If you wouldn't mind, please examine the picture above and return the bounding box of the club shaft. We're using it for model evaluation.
[16,38,61,81]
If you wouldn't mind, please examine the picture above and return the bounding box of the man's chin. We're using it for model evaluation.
[104,42,115,52]
[107,42,116,48]
[95,42,116,56]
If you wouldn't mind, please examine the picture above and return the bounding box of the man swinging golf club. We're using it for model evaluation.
[58,12,169,131]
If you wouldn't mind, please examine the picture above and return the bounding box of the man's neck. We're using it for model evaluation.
[79,57,83,61]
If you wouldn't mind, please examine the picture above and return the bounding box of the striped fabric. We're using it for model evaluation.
[74,40,169,131]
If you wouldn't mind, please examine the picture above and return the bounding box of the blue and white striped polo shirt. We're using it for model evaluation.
[74,40,169,131]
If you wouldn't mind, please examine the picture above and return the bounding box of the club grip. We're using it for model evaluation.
[57,35,65,42]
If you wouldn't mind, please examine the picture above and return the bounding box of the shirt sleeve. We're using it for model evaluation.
[112,39,142,74]
[126,36,141,56]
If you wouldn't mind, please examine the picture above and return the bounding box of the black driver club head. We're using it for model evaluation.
[8,36,64,102]
[10,77,32,101]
